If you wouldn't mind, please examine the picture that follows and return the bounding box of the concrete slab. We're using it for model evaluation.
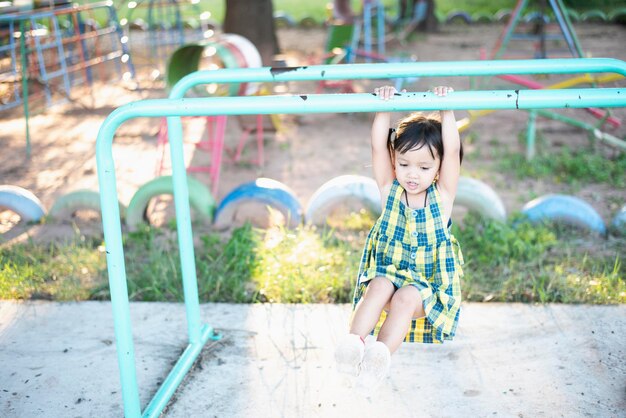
[0,301,624,417]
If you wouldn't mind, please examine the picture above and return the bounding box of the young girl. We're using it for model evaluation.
[335,85,464,390]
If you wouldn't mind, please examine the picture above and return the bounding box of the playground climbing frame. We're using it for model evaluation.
[0,1,135,156]
[96,59,626,417]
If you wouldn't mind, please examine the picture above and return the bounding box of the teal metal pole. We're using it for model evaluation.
[166,112,204,345]
[552,0,585,58]
[96,110,141,417]
[19,20,31,158]
[492,0,528,59]
[526,108,626,151]
[527,110,537,160]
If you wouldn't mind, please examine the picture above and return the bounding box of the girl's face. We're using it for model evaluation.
[393,145,440,198]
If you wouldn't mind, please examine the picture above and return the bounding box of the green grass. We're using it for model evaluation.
[2,213,624,304]
[454,212,625,303]
[497,147,626,187]
[91,223,260,302]
[0,237,106,300]
[251,225,357,303]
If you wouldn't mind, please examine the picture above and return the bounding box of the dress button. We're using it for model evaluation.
[411,231,418,237]
[412,210,418,217]
[410,252,417,259]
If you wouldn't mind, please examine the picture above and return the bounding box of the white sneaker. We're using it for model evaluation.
[356,341,390,394]
[334,334,365,377]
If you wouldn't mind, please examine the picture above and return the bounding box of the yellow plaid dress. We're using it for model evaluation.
[353,179,464,343]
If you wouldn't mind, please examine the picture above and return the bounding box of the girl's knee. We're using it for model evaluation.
[366,277,394,293]
[363,277,395,300]
[390,286,422,310]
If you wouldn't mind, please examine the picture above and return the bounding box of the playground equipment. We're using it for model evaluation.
[319,10,418,92]
[119,0,213,71]
[305,175,380,225]
[125,175,215,231]
[48,189,126,220]
[0,185,45,223]
[490,0,584,59]
[352,0,386,62]
[273,11,296,28]
[156,34,274,195]
[522,194,607,235]
[96,58,625,417]
[455,177,507,222]
[213,178,302,229]
[459,69,626,158]
[0,1,135,156]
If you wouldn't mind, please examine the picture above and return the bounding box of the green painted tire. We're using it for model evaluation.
[299,16,319,28]
[274,11,296,28]
[48,189,126,220]
[565,9,580,23]
[126,176,215,231]
[166,41,240,96]
[495,8,512,23]
[472,13,493,24]
[608,8,626,24]
[581,10,607,23]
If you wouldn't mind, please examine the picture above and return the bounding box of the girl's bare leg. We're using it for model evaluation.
[377,286,424,353]
[349,277,395,338]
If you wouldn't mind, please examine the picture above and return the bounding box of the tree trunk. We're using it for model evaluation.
[417,0,438,32]
[400,0,438,32]
[223,0,280,66]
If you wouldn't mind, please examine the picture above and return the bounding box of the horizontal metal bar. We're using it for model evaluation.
[170,58,626,98]
[101,89,625,130]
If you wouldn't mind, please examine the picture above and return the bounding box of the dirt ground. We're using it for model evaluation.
[1,23,625,241]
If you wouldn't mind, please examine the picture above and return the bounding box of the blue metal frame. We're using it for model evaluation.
[97,59,626,417]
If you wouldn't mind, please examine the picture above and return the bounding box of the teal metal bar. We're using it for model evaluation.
[98,59,626,417]
[141,89,626,118]
[169,59,626,95]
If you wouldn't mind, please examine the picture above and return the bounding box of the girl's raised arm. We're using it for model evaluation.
[371,86,398,202]
[433,86,462,219]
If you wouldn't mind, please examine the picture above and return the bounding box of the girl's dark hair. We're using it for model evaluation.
[388,112,463,163]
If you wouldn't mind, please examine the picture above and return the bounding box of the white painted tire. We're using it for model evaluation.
[214,178,302,229]
[305,175,381,225]
[522,194,606,235]
[221,33,262,95]
[48,189,126,220]
[456,177,506,222]
[0,185,46,223]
